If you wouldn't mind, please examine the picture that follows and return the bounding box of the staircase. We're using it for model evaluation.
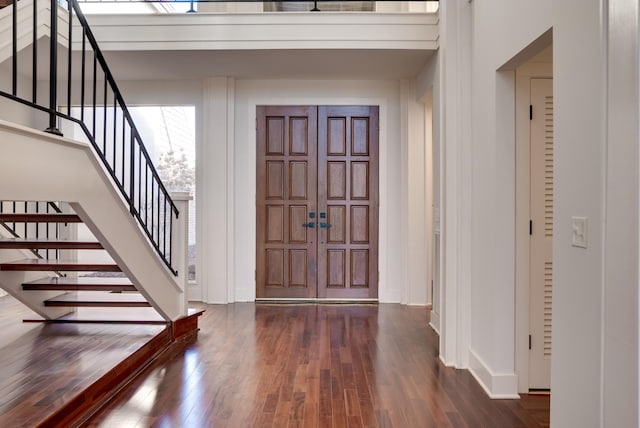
[0,211,165,317]
[0,121,189,321]
[0,0,192,323]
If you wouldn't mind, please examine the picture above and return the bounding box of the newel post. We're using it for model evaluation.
[171,192,192,314]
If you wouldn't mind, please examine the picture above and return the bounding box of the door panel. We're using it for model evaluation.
[256,105,378,299]
[257,106,318,299]
[317,106,379,299]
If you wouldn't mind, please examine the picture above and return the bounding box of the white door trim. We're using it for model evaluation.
[243,96,389,303]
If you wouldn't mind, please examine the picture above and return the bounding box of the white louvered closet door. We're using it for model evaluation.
[529,78,553,390]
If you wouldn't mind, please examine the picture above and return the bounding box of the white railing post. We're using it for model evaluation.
[171,191,192,315]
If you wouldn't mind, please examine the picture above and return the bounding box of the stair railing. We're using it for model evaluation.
[0,0,179,275]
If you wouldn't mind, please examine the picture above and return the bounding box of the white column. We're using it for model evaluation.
[201,77,235,304]
[602,0,639,425]
[400,78,429,305]
[438,0,473,367]
[171,191,191,314]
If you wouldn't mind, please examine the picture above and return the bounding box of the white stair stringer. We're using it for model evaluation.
[0,119,186,321]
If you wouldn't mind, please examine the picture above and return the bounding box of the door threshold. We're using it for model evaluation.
[255,298,378,304]
[528,389,551,395]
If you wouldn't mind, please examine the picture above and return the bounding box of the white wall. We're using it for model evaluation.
[441,0,639,425]
[0,71,46,130]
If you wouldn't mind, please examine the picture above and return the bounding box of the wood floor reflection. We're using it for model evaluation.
[87,303,550,427]
[0,295,165,427]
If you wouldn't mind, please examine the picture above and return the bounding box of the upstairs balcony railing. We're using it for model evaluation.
[73,0,439,15]
[0,0,179,275]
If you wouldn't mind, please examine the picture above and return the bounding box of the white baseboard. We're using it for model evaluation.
[468,349,520,399]
[429,310,441,335]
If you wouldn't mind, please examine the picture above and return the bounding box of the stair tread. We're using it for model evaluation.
[0,258,118,265]
[27,305,165,322]
[46,292,148,303]
[44,291,151,307]
[25,277,133,286]
[23,277,136,291]
[0,238,102,249]
[0,259,120,272]
[0,213,82,223]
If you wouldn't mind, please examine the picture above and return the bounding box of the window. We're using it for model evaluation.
[129,106,197,281]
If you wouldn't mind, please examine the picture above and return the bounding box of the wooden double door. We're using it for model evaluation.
[256,105,379,299]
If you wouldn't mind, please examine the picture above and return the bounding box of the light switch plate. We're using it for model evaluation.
[571,216,588,248]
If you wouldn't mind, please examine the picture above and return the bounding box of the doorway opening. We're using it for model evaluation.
[514,43,553,393]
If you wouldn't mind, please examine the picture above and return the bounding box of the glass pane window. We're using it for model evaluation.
[129,106,197,281]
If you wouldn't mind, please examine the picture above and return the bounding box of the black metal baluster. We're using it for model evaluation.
[46,0,61,135]
[35,201,39,239]
[92,54,97,139]
[23,201,27,239]
[151,179,155,241]
[44,202,49,259]
[45,203,50,259]
[80,30,86,121]
[144,165,148,228]
[156,183,160,245]
[113,95,117,173]
[169,208,173,267]
[12,0,17,96]
[67,0,72,116]
[11,200,16,237]
[103,78,107,155]
[54,204,59,261]
[163,198,167,259]
[138,145,142,218]
[33,0,38,103]
[121,113,126,188]
[130,131,136,215]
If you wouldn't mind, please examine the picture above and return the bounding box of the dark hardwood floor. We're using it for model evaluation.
[87,303,550,428]
[0,295,166,427]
